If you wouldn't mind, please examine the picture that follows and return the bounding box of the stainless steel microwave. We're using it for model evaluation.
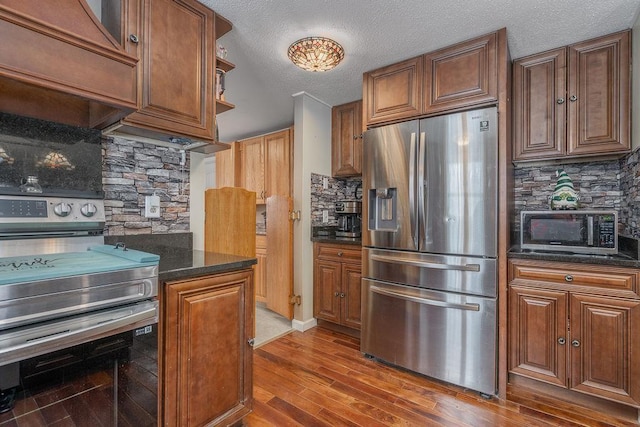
[520,210,618,255]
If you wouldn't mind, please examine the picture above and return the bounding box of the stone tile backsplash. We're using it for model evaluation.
[310,173,362,226]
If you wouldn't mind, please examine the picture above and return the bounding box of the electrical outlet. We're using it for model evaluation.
[323,177,328,189]
[144,195,161,218]
[322,209,329,223]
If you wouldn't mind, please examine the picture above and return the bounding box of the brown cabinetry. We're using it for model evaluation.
[363,29,504,127]
[313,243,362,330]
[508,259,640,408]
[332,100,363,177]
[160,269,254,427]
[255,234,267,303]
[513,30,630,161]
[111,0,234,146]
[238,128,292,204]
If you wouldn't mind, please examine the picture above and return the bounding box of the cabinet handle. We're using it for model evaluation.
[569,95,578,102]
[247,338,255,347]
[353,135,358,140]
[571,340,580,347]
[564,275,573,282]
[340,292,345,298]
[129,34,139,44]
[558,337,566,345]
[556,97,565,104]
[337,251,343,257]
[334,291,340,297]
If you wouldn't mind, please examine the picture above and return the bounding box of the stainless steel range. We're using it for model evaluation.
[0,194,159,412]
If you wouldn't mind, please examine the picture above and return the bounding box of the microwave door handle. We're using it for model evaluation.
[587,216,594,246]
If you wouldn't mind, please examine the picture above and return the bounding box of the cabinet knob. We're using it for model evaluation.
[340,292,345,298]
[571,339,580,347]
[337,251,343,257]
[353,135,358,140]
[558,337,566,345]
[247,338,255,347]
[129,34,139,44]
[569,95,578,102]
[334,291,340,297]
[564,275,573,282]
[556,97,565,104]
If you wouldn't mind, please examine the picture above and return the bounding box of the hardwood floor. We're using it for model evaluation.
[2,326,637,426]
[246,327,638,427]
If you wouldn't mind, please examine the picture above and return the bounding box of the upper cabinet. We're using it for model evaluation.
[513,30,630,162]
[0,0,138,129]
[363,29,504,127]
[104,0,234,152]
[332,100,363,177]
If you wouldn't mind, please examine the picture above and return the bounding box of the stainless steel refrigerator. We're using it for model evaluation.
[361,106,498,396]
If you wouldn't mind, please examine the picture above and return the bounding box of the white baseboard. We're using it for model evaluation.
[292,317,317,332]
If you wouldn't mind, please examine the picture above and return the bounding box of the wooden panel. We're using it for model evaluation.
[255,235,267,303]
[331,100,363,177]
[162,270,253,427]
[424,30,498,114]
[315,243,361,263]
[509,259,638,296]
[265,196,293,319]
[204,187,256,257]
[313,259,341,324]
[512,48,567,160]
[567,31,630,156]
[569,293,640,406]
[264,128,292,198]
[341,262,362,330]
[121,0,215,140]
[508,285,567,387]
[238,136,265,203]
[363,56,423,125]
[215,143,238,188]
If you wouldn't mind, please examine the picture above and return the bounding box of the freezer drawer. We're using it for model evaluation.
[361,278,497,395]
[363,247,496,298]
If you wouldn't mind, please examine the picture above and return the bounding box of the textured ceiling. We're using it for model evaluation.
[199,0,640,142]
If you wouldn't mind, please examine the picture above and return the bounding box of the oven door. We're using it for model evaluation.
[0,300,157,367]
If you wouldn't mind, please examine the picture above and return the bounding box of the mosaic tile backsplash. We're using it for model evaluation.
[311,173,362,226]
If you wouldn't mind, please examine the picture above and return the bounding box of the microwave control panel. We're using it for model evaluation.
[596,215,616,248]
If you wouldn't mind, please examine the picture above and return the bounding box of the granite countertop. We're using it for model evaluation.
[310,226,362,246]
[508,245,640,268]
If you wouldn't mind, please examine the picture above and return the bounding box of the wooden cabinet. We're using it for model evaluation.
[513,30,630,161]
[363,56,423,126]
[423,31,498,114]
[112,0,234,145]
[363,29,504,127]
[160,269,254,427]
[255,234,267,304]
[215,143,239,188]
[238,128,292,204]
[313,243,362,330]
[508,259,640,408]
[332,100,363,177]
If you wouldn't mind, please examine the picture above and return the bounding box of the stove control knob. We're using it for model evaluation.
[81,203,98,217]
[54,202,72,217]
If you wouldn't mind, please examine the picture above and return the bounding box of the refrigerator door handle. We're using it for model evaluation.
[370,253,481,272]
[418,131,426,247]
[370,285,480,311]
[409,132,417,249]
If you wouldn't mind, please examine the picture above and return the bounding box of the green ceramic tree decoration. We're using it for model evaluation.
[549,169,580,210]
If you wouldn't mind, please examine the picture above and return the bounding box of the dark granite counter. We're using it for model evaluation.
[105,233,256,282]
[508,246,640,269]
[311,226,362,246]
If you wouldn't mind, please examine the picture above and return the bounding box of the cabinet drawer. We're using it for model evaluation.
[509,259,638,295]
[315,243,361,263]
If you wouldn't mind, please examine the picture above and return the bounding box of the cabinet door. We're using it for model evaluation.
[567,31,630,156]
[341,262,362,330]
[239,136,265,203]
[313,259,341,324]
[332,100,363,177]
[569,293,640,406]
[363,56,423,126]
[123,0,215,140]
[255,235,267,304]
[424,31,498,114]
[215,143,238,188]
[512,48,567,161]
[162,270,253,427]
[509,285,568,387]
[264,129,292,198]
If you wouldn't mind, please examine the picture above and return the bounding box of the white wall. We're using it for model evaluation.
[189,151,210,250]
[291,92,332,331]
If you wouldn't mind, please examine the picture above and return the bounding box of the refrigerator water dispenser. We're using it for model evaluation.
[369,188,397,231]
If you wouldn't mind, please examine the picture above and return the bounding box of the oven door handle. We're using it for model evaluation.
[370,285,480,311]
[370,253,481,272]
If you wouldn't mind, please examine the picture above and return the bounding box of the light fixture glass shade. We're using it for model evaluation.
[288,37,344,72]
[37,151,75,170]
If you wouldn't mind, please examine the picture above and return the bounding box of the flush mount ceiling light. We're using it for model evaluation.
[287,37,344,72]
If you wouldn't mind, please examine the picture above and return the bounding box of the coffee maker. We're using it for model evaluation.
[335,201,362,238]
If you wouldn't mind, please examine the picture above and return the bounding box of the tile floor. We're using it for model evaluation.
[254,304,293,347]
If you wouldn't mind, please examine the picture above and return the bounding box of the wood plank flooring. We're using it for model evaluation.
[246,327,638,427]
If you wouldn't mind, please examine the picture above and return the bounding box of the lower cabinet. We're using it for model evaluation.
[160,269,254,426]
[313,243,362,330]
[508,259,640,408]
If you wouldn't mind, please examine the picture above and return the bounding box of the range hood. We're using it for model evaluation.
[0,0,138,129]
